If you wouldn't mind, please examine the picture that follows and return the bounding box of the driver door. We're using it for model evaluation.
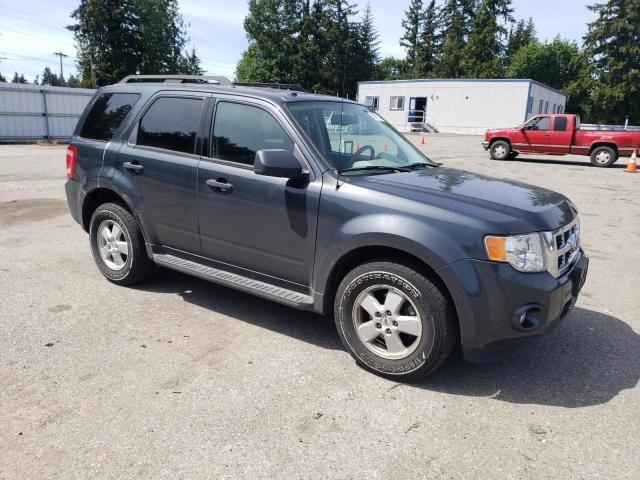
[521,116,552,153]
[197,98,321,287]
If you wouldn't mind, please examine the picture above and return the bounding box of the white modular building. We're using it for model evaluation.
[356,79,567,135]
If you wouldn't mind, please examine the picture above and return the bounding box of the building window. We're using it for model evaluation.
[544,101,549,113]
[389,96,404,111]
[538,99,544,114]
[558,105,564,114]
[527,96,534,114]
[552,104,557,114]
[364,96,379,111]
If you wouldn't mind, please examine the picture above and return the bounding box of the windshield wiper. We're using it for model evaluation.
[338,165,402,174]
[402,162,432,170]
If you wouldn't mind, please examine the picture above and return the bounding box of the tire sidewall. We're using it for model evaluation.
[335,267,437,377]
[591,146,616,167]
[490,141,511,160]
[89,206,134,282]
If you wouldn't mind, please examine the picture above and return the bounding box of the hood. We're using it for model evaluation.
[344,167,577,233]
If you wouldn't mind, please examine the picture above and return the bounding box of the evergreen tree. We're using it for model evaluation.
[11,72,28,84]
[400,0,424,75]
[437,0,477,77]
[461,0,513,78]
[178,48,204,75]
[415,0,440,77]
[583,0,640,123]
[506,17,536,58]
[41,67,62,86]
[69,0,201,86]
[357,2,381,81]
[377,56,410,80]
[66,74,82,88]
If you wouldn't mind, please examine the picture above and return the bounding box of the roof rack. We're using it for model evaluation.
[233,82,308,93]
[119,75,233,85]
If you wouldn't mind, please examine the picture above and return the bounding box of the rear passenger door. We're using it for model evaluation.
[73,92,141,188]
[116,92,207,255]
[197,98,321,287]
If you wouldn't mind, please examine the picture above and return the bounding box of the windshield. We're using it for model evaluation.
[286,101,437,174]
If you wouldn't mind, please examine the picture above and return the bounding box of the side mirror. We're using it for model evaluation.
[254,149,308,180]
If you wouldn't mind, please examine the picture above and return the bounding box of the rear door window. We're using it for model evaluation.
[212,102,294,166]
[80,93,140,141]
[554,117,568,131]
[137,97,204,155]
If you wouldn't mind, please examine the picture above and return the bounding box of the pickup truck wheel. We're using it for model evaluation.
[590,146,617,167]
[89,202,154,286]
[490,140,511,160]
[334,261,458,380]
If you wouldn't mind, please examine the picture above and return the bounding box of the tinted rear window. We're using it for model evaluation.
[80,93,140,141]
[554,117,568,131]
[137,97,204,154]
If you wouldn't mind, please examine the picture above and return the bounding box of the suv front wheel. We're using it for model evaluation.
[334,260,458,380]
[89,202,154,286]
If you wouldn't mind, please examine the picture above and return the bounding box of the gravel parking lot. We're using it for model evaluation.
[1,137,639,479]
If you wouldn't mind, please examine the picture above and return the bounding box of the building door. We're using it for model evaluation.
[408,97,427,124]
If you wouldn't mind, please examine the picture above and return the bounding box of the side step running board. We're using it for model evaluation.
[153,253,314,309]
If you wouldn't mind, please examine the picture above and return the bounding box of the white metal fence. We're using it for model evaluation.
[0,82,96,143]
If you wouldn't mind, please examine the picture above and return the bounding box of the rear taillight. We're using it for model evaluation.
[66,145,77,179]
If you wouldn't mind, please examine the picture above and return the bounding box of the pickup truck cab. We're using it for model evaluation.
[483,113,640,167]
[65,76,589,380]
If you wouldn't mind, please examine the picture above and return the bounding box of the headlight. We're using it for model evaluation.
[484,233,546,272]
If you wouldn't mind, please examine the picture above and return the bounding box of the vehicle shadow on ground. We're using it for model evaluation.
[136,271,639,408]
[134,268,342,351]
[420,307,640,408]
[513,156,627,168]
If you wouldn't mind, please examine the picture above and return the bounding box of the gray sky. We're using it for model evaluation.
[0,0,595,82]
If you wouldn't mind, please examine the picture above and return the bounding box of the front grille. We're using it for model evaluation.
[543,217,580,278]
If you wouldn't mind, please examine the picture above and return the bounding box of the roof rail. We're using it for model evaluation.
[119,75,233,85]
[233,82,308,93]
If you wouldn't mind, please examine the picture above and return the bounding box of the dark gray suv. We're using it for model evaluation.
[65,75,589,379]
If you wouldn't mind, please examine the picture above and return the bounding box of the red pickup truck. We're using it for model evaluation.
[482,114,640,167]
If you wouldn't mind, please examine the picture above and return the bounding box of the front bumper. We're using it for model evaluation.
[482,141,489,150]
[438,250,589,362]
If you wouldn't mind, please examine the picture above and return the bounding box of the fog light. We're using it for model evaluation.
[511,304,545,331]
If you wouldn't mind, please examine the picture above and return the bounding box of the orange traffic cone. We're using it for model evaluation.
[420,136,425,145]
[625,149,637,173]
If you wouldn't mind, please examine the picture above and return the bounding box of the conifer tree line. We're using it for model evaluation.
[1,0,203,89]
[1,0,638,123]
[237,0,640,123]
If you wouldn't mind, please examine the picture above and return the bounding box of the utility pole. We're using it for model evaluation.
[53,52,68,84]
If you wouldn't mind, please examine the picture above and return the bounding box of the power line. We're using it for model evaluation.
[0,4,73,28]
[0,26,75,48]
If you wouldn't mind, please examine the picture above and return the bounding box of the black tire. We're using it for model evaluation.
[89,202,154,286]
[508,152,519,159]
[489,140,511,160]
[334,260,458,380]
[590,146,617,167]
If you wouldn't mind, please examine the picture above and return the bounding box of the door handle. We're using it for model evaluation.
[206,178,233,192]
[123,161,144,173]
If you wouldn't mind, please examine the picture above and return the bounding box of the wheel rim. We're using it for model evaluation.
[595,150,611,164]
[352,285,423,360]
[97,219,129,271]
[494,145,506,158]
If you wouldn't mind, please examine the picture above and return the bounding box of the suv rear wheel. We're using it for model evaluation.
[334,260,458,380]
[89,202,154,285]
